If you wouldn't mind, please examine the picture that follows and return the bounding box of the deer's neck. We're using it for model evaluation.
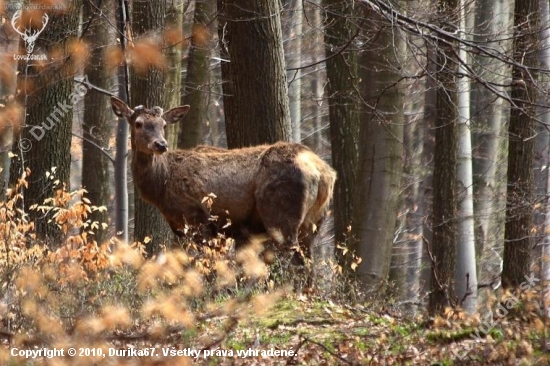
[131,150,170,205]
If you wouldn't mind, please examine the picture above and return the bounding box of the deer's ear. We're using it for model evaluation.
[111,97,133,118]
[163,105,190,124]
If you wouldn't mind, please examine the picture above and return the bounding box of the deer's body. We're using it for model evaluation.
[111,97,336,260]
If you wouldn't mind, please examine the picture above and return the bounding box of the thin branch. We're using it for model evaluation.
[71,132,115,164]
[362,0,549,75]
[74,77,114,98]
[301,336,354,365]
[80,0,104,40]
[286,10,367,72]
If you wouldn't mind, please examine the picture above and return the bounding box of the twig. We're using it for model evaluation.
[302,336,355,365]
[423,235,454,308]
[200,316,239,352]
[285,337,306,366]
[74,77,114,98]
[0,328,14,339]
[286,10,367,72]
[459,273,472,306]
[71,132,115,163]
[268,318,339,330]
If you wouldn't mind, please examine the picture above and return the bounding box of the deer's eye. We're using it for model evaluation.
[135,121,143,129]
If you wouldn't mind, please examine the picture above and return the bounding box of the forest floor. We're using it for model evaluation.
[185,291,550,365]
[0,184,548,365]
[3,180,549,365]
[2,265,550,366]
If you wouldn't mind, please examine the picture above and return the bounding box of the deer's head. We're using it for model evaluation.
[111,97,190,155]
[11,10,49,54]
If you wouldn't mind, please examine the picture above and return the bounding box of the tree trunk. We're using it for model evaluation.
[539,0,550,316]
[309,0,325,152]
[392,5,425,304]
[402,94,426,305]
[165,0,184,149]
[455,0,477,314]
[130,0,173,255]
[114,0,130,244]
[179,0,214,149]
[428,0,459,315]
[322,0,360,254]
[284,0,303,143]
[10,2,82,243]
[82,0,113,244]
[471,0,511,270]
[420,40,437,295]
[0,64,16,199]
[354,2,405,294]
[502,0,540,288]
[217,0,291,148]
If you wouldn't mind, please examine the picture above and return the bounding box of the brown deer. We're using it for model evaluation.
[110,97,336,263]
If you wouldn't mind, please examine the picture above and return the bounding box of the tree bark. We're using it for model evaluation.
[82,0,113,244]
[538,0,550,316]
[455,0,477,314]
[471,0,511,265]
[322,0,360,254]
[179,0,214,149]
[10,2,82,243]
[130,0,173,255]
[0,64,16,199]
[284,0,303,143]
[114,0,130,244]
[402,95,426,304]
[502,0,540,288]
[217,0,291,148]
[428,0,459,315]
[165,0,184,149]
[354,2,405,294]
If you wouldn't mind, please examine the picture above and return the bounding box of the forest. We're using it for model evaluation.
[0,0,549,364]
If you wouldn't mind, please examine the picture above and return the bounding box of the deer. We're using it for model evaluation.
[110,97,336,264]
[11,10,49,54]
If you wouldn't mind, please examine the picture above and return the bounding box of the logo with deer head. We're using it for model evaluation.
[11,10,49,54]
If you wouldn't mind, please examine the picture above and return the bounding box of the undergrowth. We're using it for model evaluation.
[5,173,546,365]
[0,171,361,365]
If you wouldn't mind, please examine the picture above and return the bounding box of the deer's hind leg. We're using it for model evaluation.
[255,176,309,264]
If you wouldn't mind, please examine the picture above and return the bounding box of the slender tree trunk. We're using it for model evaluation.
[165,0,184,149]
[502,0,540,288]
[217,0,291,148]
[455,0,477,314]
[0,69,16,199]
[322,0,360,254]
[311,0,325,152]
[114,0,130,244]
[0,127,12,199]
[403,96,425,304]
[179,0,214,148]
[285,0,302,143]
[539,0,550,315]
[471,0,510,264]
[130,0,173,255]
[420,41,437,293]
[82,0,113,244]
[384,3,426,302]
[354,2,405,294]
[428,0,459,315]
[394,10,425,304]
[10,2,82,242]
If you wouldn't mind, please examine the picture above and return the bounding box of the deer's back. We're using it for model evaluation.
[155,142,334,236]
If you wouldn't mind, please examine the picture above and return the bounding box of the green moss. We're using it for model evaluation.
[426,327,484,343]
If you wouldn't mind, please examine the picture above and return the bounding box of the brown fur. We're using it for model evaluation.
[111,97,336,260]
